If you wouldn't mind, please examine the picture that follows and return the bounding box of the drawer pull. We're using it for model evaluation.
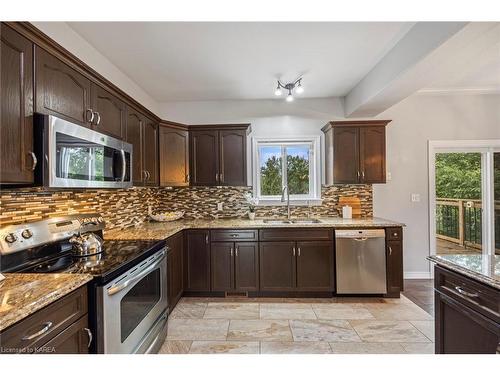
[455,286,479,298]
[22,321,53,341]
[230,234,239,238]
[84,328,93,348]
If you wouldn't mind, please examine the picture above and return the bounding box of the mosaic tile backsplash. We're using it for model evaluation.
[0,185,372,229]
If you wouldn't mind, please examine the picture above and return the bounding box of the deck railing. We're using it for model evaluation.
[436,198,500,251]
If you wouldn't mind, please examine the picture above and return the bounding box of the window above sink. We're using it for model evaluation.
[252,136,322,206]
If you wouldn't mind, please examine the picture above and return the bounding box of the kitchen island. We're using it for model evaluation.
[428,254,499,354]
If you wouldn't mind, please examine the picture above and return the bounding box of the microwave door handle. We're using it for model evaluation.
[120,149,126,182]
[107,252,166,296]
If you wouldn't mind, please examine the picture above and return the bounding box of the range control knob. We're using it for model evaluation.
[21,229,33,239]
[4,233,18,244]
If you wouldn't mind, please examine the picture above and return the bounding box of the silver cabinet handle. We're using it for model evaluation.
[230,247,233,257]
[298,247,301,256]
[361,171,365,180]
[235,246,238,256]
[22,321,53,341]
[220,172,224,183]
[389,246,393,255]
[147,171,151,181]
[94,111,101,125]
[86,108,94,123]
[143,170,148,181]
[29,151,37,171]
[205,234,209,244]
[357,171,360,180]
[293,247,296,256]
[215,173,219,183]
[84,328,93,348]
[108,252,166,296]
[455,286,479,298]
[230,234,239,238]
[186,173,190,183]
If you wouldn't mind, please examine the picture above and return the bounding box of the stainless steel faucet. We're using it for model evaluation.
[281,185,291,220]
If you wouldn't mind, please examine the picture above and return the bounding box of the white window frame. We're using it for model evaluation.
[428,140,500,275]
[252,136,322,206]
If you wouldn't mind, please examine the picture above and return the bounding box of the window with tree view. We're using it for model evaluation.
[256,140,318,201]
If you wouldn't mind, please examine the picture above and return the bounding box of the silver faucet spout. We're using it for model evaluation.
[281,186,291,219]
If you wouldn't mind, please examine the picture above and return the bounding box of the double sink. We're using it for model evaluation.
[262,218,322,224]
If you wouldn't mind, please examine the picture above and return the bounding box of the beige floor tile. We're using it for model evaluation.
[362,302,433,321]
[158,340,192,354]
[167,318,229,340]
[410,320,435,341]
[350,320,431,343]
[312,303,375,320]
[329,342,406,354]
[290,319,361,342]
[189,341,259,354]
[402,343,435,354]
[169,302,207,319]
[260,303,316,319]
[261,341,332,354]
[204,303,260,319]
[227,319,293,341]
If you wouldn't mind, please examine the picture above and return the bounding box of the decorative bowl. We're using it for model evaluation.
[149,211,185,222]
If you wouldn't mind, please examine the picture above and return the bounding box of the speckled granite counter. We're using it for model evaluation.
[104,217,404,241]
[0,273,93,332]
[428,254,500,290]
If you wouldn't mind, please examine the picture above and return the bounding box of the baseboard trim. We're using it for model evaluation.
[404,272,432,279]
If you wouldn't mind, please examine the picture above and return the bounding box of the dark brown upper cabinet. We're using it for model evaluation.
[322,120,390,184]
[189,125,250,186]
[126,108,158,186]
[1,24,35,184]
[35,46,92,127]
[159,123,189,187]
[90,84,126,139]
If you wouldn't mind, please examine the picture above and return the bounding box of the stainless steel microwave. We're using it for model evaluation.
[34,114,133,188]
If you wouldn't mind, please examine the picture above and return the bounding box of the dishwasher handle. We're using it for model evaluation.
[335,229,386,239]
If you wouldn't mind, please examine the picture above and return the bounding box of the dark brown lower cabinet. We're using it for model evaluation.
[184,230,211,292]
[385,227,403,297]
[296,241,334,291]
[43,315,89,354]
[167,233,184,310]
[259,242,297,291]
[211,242,234,291]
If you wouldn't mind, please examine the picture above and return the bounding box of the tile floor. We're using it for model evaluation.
[159,294,435,354]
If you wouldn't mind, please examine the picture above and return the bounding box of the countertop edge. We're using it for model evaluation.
[427,255,500,290]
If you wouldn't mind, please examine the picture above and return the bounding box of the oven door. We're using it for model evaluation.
[100,249,168,354]
[45,114,132,188]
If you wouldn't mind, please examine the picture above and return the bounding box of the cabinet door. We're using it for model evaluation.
[91,84,126,139]
[219,129,247,186]
[386,240,403,297]
[43,315,90,354]
[211,242,234,291]
[143,117,159,186]
[333,127,359,183]
[35,46,91,126]
[296,241,334,291]
[435,292,500,354]
[1,24,35,184]
[259,242,296,291]
[190,130,219,185]
[184,230,211,292]
[235,242,259,291]
[159,125,189,186]
[126,109,144,185]
[359,126,386,183]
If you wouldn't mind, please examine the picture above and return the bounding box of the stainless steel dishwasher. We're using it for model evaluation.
[335,229,387,294]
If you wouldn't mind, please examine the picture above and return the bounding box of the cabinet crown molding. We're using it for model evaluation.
[322,120,391,132]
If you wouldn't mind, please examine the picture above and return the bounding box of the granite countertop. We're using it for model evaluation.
[105,217,404,241]
[0,273,93,332]
[428,254,500,290]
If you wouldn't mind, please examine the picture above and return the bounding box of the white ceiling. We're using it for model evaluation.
[68,22,414,102]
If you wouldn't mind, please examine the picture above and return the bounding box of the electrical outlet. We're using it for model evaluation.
[217,202,223,211]
[411,193,420,202]
[387,172,392,181]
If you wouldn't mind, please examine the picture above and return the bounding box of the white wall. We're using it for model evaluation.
[374,93,500,278]
[158,93,500,278]
[32,22,160,116]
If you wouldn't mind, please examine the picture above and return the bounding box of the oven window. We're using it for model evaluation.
[56,132,124,181]
[120,269,161,343]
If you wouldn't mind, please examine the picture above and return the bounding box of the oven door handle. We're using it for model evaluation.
[107,252,166,296]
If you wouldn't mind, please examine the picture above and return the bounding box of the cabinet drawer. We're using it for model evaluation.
[211,229,258,242]
[386,227,402,241]
[435,266,499,323]
[260,228,332,241]
[0,286,88,352]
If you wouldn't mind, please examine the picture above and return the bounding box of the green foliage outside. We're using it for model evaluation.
[435,153,481,199]
[260,155,309,196]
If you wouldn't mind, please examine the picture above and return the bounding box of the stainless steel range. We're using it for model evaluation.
[0,214,168,354]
